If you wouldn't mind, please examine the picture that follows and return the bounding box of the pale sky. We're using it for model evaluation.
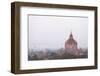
[29,15,88,50]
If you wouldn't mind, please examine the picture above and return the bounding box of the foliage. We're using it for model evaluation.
[28,48,88,60]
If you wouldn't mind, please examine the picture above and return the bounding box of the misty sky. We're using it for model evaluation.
[29,15,88,50]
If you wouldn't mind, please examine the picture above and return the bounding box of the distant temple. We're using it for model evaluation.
[65,32,78,50]
[65,32,79,55]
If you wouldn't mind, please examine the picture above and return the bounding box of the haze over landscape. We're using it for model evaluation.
[28,15,88,60]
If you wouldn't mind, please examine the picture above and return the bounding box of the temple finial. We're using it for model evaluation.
[70,30,73,38]
[70,30,72,34]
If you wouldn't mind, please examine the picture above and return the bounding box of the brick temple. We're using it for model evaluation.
[65,32,79,55]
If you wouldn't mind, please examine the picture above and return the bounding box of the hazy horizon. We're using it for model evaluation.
[29,15,88,50]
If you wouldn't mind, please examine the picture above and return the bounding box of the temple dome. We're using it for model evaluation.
[65,32,78,50]
[66,33,77,45]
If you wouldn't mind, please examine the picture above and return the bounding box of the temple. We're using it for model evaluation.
[64,32,79,56]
